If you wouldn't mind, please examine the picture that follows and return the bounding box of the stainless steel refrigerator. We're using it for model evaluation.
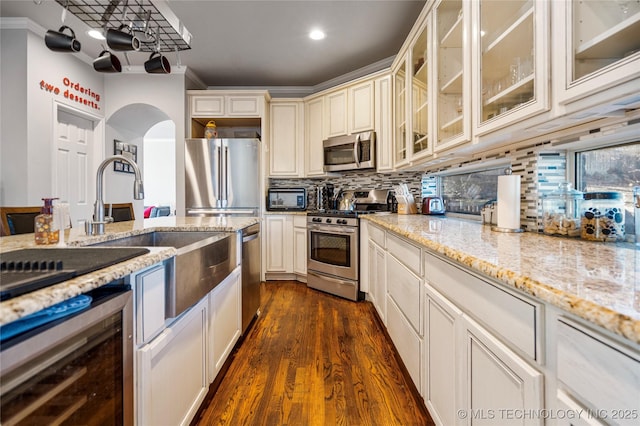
[185,138,260,216]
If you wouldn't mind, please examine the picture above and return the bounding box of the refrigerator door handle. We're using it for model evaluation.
[216,143,223,207]
[223,145,229,206]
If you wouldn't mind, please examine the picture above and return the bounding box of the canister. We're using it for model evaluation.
[580,191,625,242]
[541,182,582,237]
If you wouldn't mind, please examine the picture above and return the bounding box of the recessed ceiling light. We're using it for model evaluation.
[309,29,325,40]
[87,29,105,40]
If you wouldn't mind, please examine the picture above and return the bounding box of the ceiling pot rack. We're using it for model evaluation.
[52,0,192,53]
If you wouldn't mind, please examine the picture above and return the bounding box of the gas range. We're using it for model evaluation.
[307,189,389,226]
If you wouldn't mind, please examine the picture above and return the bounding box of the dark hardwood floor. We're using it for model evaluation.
[193,281,434,426]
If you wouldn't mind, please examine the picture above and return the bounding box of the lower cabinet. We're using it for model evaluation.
[461,315,544,426]
[424,286,460,426]
[208,266,242,382]
[136,296,209,426]
[368,239,386,321]
[265,214,307,280]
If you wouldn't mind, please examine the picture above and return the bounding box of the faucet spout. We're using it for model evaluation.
[87,154,144,235]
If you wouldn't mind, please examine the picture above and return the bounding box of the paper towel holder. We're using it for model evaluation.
[491,168,524,233]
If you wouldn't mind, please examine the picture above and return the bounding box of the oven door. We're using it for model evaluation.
[0,288,133,426]
[307,223,358,280]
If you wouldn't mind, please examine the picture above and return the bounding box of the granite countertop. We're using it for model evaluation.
[363,214,639,344]
[0,216,260,326]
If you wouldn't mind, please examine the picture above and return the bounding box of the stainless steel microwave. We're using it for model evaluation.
[323,131,375,172]
[267,188,307,211]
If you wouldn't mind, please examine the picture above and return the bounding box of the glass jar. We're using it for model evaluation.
[204,120,217,139]
[541,182,583,237]
[580,191,625,242]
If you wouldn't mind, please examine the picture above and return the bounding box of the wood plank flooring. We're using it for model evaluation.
[193,281,434,426]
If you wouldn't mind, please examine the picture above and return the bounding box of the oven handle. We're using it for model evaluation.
[308,224,357,234]
[308,270,356,288]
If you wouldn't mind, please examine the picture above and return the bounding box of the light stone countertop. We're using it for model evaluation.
[363,214,639,344]
[0,216,260,326]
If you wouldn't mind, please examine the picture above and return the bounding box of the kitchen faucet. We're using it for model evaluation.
[85,155,144,235]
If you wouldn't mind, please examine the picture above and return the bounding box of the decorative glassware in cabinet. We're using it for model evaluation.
[395,61,407,163]
[480,0,535,123]
[572,0,640,82]
[411,24,430,157]
[436,0,464,144]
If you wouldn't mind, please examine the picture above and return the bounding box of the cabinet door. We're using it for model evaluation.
[349,80,374,133]
[374,75,394,172]
[326,90,348,137]
[134,263,166,346]
[269,101,303,177]
[410,20,432,160]
[227,96,262,116]
[473,0,550,136]
[137,297,208,426]
[393,56,409,167]
[553,1,640,108]
[433,0,471,151]
[293,218,307,276]
[305,97,326,176]
[191,95,225,117]
[265,215,293,273]
[387,294,422,392]
[424,286,461,426]
[368,240,386,323]
[461,315,543,426]
[209,267,241,382]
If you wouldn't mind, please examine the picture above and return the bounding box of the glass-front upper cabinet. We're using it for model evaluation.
[411,23,432,159]
[394,58,408,165]
[554,1,640,106]
[474,0,549,134]
[434,0,471,152]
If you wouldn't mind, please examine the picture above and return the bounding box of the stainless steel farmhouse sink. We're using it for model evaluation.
[92,231,238,318]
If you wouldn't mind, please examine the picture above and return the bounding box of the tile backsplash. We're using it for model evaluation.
[269,141,567,232]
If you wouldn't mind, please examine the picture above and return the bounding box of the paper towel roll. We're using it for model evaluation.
[496,174,521,230]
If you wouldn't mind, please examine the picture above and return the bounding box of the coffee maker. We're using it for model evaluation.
[316,183,334,210]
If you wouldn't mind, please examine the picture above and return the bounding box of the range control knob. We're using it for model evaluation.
[337,219,347,225]
[325,218,332,224]
[312,217,322,222]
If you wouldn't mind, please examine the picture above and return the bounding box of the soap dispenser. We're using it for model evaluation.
[35,197,59,245]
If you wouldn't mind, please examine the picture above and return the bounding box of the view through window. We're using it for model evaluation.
[575,141,640,236]
[441,167,504,215]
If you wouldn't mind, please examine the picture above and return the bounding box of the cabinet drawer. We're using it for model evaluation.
[387,233,421,275]
[424,252,539,361]
[135,264,166,345]
[369,223,385,248]
[557,318,640,423]
[293,215,306,228]
[387,254,422,333]
[386,295,422,391]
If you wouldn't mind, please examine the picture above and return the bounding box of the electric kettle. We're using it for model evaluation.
[422,197,445,215]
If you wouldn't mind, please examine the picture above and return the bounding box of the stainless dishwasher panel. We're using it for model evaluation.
[241,223,261,334]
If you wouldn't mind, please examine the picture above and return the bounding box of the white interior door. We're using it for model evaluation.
[54,108,96,226]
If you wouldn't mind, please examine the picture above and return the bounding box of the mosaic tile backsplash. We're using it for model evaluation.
[269,141,568,232]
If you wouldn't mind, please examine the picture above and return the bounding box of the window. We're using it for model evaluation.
[575,141,640,237]
[440,167,504,215]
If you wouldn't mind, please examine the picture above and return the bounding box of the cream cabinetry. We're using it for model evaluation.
[433,0,471,151]
[133,262,167,345]
[265,214,306,280]
[374,75,394,172]
[269,100,304,177]
[365,222,387,321]
[305,96,325,176]
[293,215,307,276]
[349,80,375,133]
[136,296,208,426]
[552,1,640,112]
[554,317,640,426]
[393,56,409,166]
[208,266,241,382]
[472,0,550,136]
[189,92,265,118]
[326,89,348,137]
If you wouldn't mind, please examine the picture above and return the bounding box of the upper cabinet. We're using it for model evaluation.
[411,23,432,161]
[433,0,471,152]
[325,81,375,138]
[326,90,348,137]
[393,57,409,166]
[472,0,550,135]
[553,1,640,109]
[189,92,266,118]
[269,99,304,177]
[305,96,326,177]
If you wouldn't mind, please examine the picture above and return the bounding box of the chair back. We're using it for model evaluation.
[0,207,42,236]
[104,203,135,222]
